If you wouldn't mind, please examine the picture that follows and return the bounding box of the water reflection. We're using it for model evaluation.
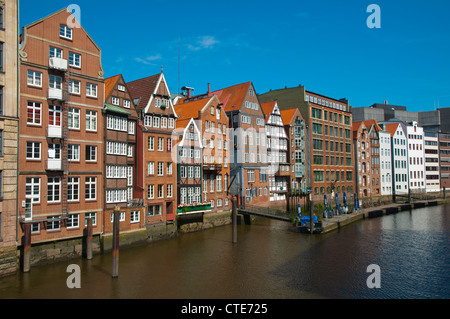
[0,205,449,299]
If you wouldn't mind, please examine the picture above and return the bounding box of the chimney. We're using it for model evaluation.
[207,83,211,96]
[181,86,194,98]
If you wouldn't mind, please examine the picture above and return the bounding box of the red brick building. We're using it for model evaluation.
[103,74,145,233]
[18,9,105,242]
[127,72,178,224]
[174,94,231,213]
[212,82,270,207]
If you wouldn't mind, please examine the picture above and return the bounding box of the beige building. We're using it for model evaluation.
[0,0,19,277]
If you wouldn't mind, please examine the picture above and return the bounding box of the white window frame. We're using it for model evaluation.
[68,79,81,95]
[59,24,72,40]
[25,177,41,204]
[85,177,97,201]
[68,144,80,162]
[27,70,42,87]
[86,110,97,132]
[67,177,80,202]
[68,107,80,129]
[69,52,81,68]
[27,101,42,125]
[47,177,61,203]
[86,145,97,162]
[26,141,41,160]
[86,83,97,98]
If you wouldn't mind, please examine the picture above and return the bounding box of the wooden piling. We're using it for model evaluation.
[22,224,31,273]
[86,217,93,260]
[232,197,237,244]
[112,207,120,278]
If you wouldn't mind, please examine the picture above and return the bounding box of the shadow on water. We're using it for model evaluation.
[0,204,449,299]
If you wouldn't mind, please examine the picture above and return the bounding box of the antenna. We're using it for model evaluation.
[178,35,181,95]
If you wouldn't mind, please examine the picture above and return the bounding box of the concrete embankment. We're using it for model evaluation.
[320,199,448,234]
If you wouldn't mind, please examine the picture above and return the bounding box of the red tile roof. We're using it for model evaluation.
[174,96,213,122]
[211,81,251,112]
[384,123,401,137]
[104,74,121,99]
[127,73,161,110]
[279,108,300,126]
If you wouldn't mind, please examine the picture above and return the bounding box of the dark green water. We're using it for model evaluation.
[0,204,449,299]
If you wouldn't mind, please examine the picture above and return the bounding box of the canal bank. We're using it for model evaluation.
[313,199,450,234]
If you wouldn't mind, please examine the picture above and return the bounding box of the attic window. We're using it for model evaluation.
[59,24,72,40]
[118,85,126,92]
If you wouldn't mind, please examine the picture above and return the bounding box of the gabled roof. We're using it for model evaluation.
[260,101,277,124]
[127,73,161,110]
[279,108,300,125]
[174,95,214,122]
[384,123,401,137]
[211,81,252,112]
[104,75,121,98]
[363,119,383,133]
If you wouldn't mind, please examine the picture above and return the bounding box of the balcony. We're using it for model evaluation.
[177,202,212,214]
[49,57,68,71]
[203,163,222,171]
[47,126,62,139]
[46,158,62,171]
[48,88,64,101]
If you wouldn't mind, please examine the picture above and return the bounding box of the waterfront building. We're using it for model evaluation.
[439,132,450,190]
[280,108,307,193]
[174,117,204,214]
[18,9,105,243]
[174,93,231,213]
[127,72,178,223]
[259,86,354,201]
[0,0,19,277]
[405,122,426,192]
[423,131,440,192]
[379,129,393,196]
[103,74,145,233]
[211,82,270,207]
[352,121,374,197]
[261,101,290,203]
[381,122,409,196]
[353,101,418,123]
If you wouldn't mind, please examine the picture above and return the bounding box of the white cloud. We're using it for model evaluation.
[135,54,162,65]
[187,36,219,51]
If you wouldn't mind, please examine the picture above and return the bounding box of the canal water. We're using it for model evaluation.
[0,204,449,299]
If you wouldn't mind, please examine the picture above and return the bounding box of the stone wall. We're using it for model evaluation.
[179,211,232,233]
[0,246,17,277]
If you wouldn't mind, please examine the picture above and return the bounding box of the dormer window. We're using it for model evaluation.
[59,24,72,40]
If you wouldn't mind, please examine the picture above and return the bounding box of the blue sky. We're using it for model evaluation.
[20,0,450,112]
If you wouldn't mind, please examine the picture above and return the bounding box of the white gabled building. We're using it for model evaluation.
[382,122,409,196]
[406,121,426,192]
[379,130,393,196]
[423,131,440,192]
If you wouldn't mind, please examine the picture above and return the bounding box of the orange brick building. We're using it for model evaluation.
[18,9,105,242]
[127,72,178,224]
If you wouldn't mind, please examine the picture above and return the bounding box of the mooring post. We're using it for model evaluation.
[408,188,411,203]
[309,196,314,234]
[22,223,31,273]
[112,207,120,278]
[232,196,237,244]
[86,217,93,260]
[444,187,446,199]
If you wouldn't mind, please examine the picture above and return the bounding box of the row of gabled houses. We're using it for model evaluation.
[0,5,449,276]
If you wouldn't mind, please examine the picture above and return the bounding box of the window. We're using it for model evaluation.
[86,145,97,162]
[47,216,61,231]
[68,177,80,202]
[112,97,120,105]
[47,177,61,203]
[48,105,61,127]
[167,162,173,175]
[26,141,41,159]
[130,211,140,223]
[124,100,131,108]
[49,75,62,90]
[148,205,162,216]
[153,117,160,128]
[26,177,41,204]
[69,52,81,68]
[86,110,97,131]
[158,185,164,198]
[59,24,72,40]
[248,170,255,183]
[148,136,154,151]
[85,177,96,200]
[49,46,63,58]
[85,213,97,226]
[167,184,173,198]
[68,144,80,161]
[158,137,164,151]
[27,70,42,87]
[68,107,80,129]
[106,189,127,203]
[27,101,42,125]
[157,162,164,176]
[68,79,81,94]
[67,214,79,229]
[86,83,97,97]
[169,118,175,128]
[148,162,154,175]
[148,185,154,199]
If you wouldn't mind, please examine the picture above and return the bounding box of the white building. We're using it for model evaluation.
[379,130,393,195]
[382,122,409,195]
[423,131,440,192]
[406,121,426,192]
